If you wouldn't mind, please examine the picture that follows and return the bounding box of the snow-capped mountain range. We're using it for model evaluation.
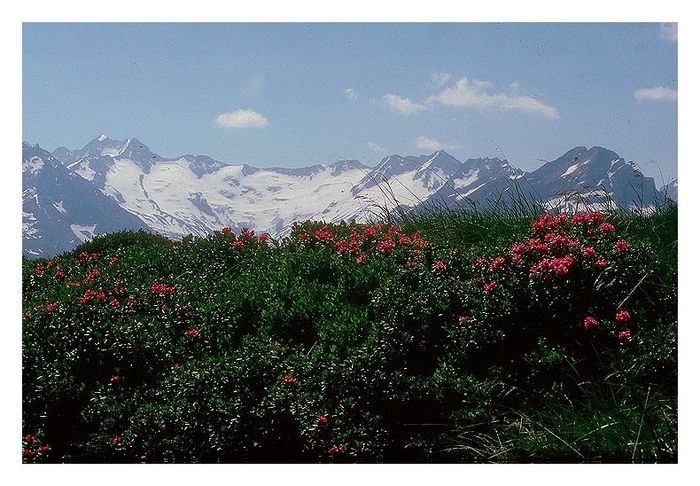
[23,135,675,257]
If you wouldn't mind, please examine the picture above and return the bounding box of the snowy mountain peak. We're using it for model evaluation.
[98,133,108,141]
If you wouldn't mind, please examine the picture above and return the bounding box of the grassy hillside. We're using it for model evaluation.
[21,206,677,463]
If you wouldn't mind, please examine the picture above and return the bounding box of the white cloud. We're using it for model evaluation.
[367,142,386,153]
[634,86,678,102]
[344,88,358,101]
[429,77,559,119]
[429,72,452,89]
[660,23,677,42]
[416,136,459,151]
[382,94,427,115]
[215,109,269,128]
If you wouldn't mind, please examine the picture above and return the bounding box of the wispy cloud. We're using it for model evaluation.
[383,75,559,119]
[416,136,459,151]
[634,86,678,102]
[660,23,677,42]
[344,88,358,101]
[215,109,269,128]
[429,72,452,89]
[382,94,427,115]
[429,77,560,119]
[367,141,386,153]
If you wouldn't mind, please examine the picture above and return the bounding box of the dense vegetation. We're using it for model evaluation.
[21,205,677,463]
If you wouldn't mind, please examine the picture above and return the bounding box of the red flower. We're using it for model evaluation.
[46,302,59,312]
[22,449,33,458]
[38,444,51,453]
[376,239,396,254]
[259,233,270,242]
[581,246,596,258]
[488,256,506,272]
[316,416,328,425]
[273,341,282,348]
[127,299,138,307]
[79,251,89,259]
[315,227,334,243]
[583,316,598,330]
[594,259,608,269]
[355,254,368,264]
[25,434,39,443]
[110,375,121,383]
[96,291,107,303]
[406,260,418,267]
[67,280,80,287]
[329,445,345,453]
[297,231,310,243]
[222,226,232,234]
[484,281,498,293]
[458,316,469,325]
[615,310,631,323]
[432,261,447,272]
[109,256,118,265]
[83,268,100,284]
[600,222,616,233]
[618,329,632,340]
[151,283,177,295]
[615,239,631,252]
[232,240,245,250]
[282,374,298,385]
[54,270,65,279]
[35,264,45,276]
[111,435,121,446]
[184,328,200,339]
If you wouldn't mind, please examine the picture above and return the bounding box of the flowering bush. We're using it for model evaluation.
[21,211,677,463]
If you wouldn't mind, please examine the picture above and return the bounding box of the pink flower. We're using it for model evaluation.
[618,329,632,340]
[222,226,232,234]
[432,261,447,272]
[111,435,122,446]
[110,375,121,383]
[151,283,177,295]
[282,374,298,385]
[356,254,368,264]
[458,316,469,325]
[615,310,631,323]
[329,445,345,453]
[615,239,631,252]
[46,302,59,312]
[233,240,245,250]
[315,227,334,243]
[595,259,608,269]
[54,270,65,279]
[488,256,506,272]
[583,316,598,330]
[317,416,328,425]
[110,299,120,308]
[376,239,397,254]
[600,222,616,233]
[273,341,282,348]
[259,233,270,242]
[184,328,200,339]
[38,444,51,453]
[484,281,498,293]
[581,246,596,258]
[298,232,310,243]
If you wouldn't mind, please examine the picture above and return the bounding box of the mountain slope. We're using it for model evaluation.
[23,143,150,257]
[28,136,669,257]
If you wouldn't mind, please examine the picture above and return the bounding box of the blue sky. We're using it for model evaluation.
[23,23,678,183]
